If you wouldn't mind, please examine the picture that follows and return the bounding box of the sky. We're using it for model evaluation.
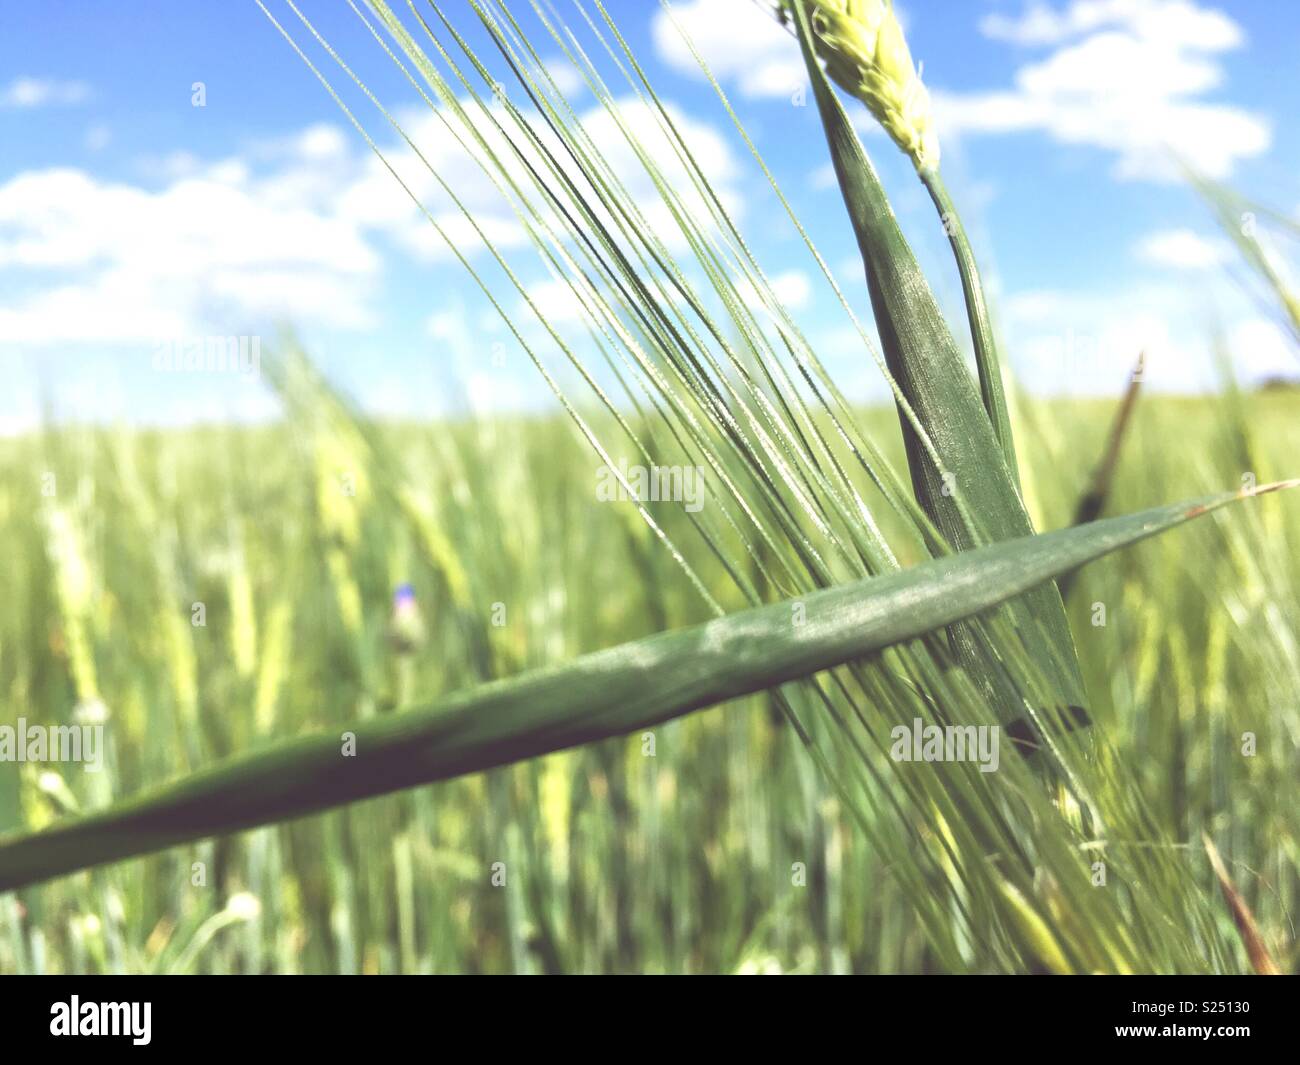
[1,0,1298,431]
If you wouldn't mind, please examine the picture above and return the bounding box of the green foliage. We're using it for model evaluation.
[1,388,1296,972]
[0,0,1295,975]
[1,471,1267,893]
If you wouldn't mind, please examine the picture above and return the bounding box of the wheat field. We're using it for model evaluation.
[1,0,1297,977]
[1,378,1295,973]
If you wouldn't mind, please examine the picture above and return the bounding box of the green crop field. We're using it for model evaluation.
[2,377,1296,973]
[2,0,1298,979]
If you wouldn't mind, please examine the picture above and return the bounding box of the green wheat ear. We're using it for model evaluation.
[783,0,939,172]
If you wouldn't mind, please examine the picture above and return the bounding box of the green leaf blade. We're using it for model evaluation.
[0,485,1285,893]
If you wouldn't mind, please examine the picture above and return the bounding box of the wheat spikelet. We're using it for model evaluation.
[43,505,100,704]
[787,0,939,171]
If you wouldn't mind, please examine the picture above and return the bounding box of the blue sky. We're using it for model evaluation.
[2,0,1298,431]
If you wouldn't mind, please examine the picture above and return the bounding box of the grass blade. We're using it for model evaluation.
[1058,351,1145,598]
[919,169,1019,483]
[0,484,1289,892]
[1202,832,1283,975]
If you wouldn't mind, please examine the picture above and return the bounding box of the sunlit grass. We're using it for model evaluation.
[0,387,1296,972]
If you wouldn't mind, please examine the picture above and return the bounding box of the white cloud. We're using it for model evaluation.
[517,278,592,324]
[653,0,1267,182]
[292,123,351,162]
[652,0,804,99]
[743,268,812,311]
[0,153,380,344]
[0,76,91,109]
[0,271,192,344]
[1135,227,1230,269]
[996,276,1298,392]
[556,98,744,248]
[1000,284,1204,391]
[542,58,586,99]
[935,0,1268,181]
[1228,316,1296,378]
[719,267,814,324]
[980,0,1242,49]
[515,263,812,339]
[333,94,743,264]
[771,269,812,310]
[0,83,746,350]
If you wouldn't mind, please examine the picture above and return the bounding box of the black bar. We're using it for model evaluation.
[0,974,1291,1051]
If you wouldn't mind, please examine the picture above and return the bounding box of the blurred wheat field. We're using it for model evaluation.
[0,356,1296,974]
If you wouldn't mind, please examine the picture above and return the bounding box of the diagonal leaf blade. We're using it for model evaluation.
[0,484,1289,892]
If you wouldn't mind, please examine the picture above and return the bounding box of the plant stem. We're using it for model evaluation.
[919,166,1020,488]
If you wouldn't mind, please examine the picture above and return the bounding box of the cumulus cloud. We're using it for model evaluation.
[0,87,745,347]
[1228,316,1296,377]
[768,269,812,310]
[936,0,1268,181]
[995,274,1300,392]
[652,0,804,99]
[737,268,812,312]
[1134,227,1230,269]
[344,95,743,265]
[999,283,1206,391]
[542,58,586,99]
[0,158,379,343]
[980,0,1242,48]
[0,76,91,109]
[651,0,1267,182]
[517,278,593,325]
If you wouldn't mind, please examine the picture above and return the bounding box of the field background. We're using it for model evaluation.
[1,356,1296,974]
